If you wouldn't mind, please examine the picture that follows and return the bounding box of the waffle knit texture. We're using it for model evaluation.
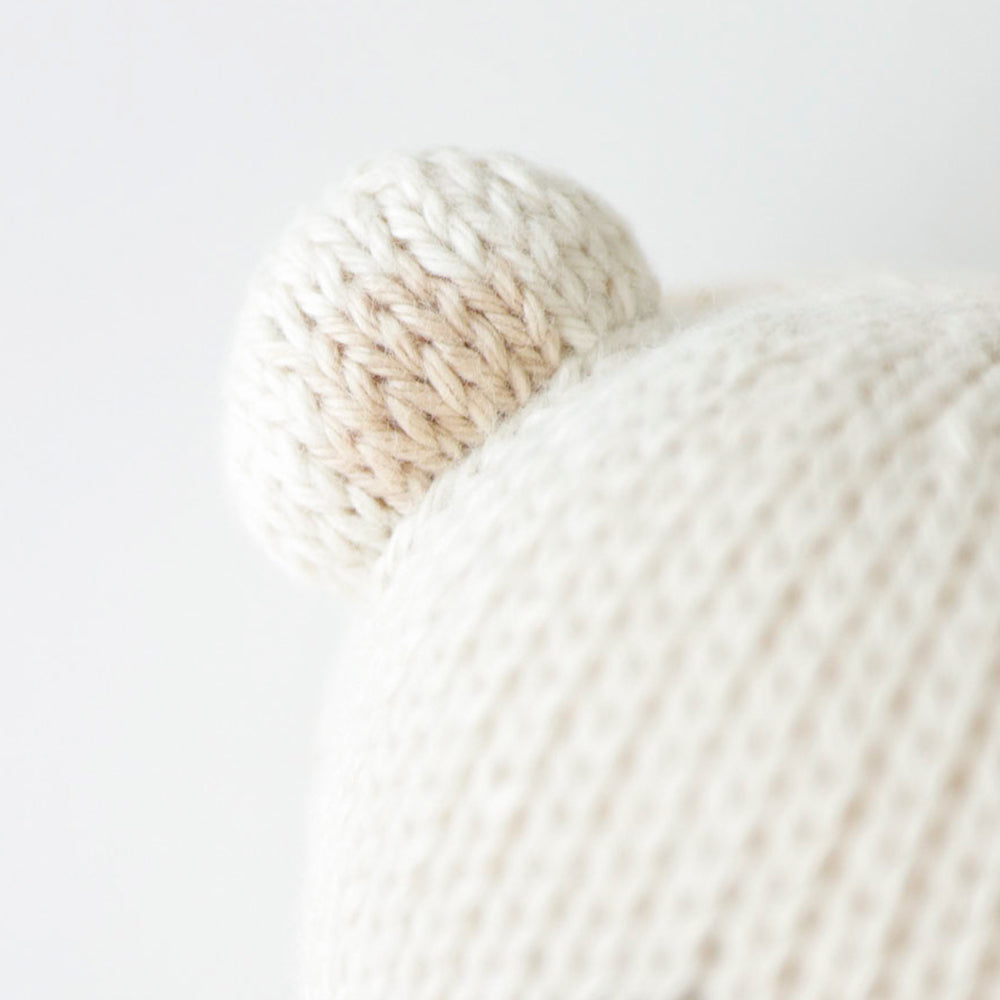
[224,152,1000,999]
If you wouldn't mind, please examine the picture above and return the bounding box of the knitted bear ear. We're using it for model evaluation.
[225,149,660,592]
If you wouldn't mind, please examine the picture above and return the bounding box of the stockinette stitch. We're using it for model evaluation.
[225,149,659,591]
[225,150,1000,999]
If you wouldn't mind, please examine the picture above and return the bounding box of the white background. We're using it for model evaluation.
[2,2,998,997]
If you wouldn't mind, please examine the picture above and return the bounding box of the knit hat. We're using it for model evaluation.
[226,150,1000,999]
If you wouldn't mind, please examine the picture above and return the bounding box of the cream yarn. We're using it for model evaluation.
[223,151,1000,999]
[225,149,659,590]
[302,278,1000,1000]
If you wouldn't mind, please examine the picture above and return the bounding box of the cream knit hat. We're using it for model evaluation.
[226,151,1000,999]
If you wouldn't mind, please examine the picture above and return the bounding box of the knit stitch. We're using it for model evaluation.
[225,150,659,591]
[302,279,1000,1000]
[224,151,1000,999]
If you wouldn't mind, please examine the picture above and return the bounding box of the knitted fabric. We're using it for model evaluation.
[225,150,659,591]
[224,152,1000,999]
[303,280,1000,1000]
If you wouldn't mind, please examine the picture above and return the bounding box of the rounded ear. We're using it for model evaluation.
[225,148,659,592]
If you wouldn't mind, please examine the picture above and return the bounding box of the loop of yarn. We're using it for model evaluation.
[226,148,660,590]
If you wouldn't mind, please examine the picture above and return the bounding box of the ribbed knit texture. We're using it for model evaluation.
[302,279,1000,1000]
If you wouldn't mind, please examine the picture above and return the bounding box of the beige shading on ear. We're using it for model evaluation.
[225,148,660,592]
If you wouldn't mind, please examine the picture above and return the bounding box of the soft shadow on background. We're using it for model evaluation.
[2,2,998,997]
